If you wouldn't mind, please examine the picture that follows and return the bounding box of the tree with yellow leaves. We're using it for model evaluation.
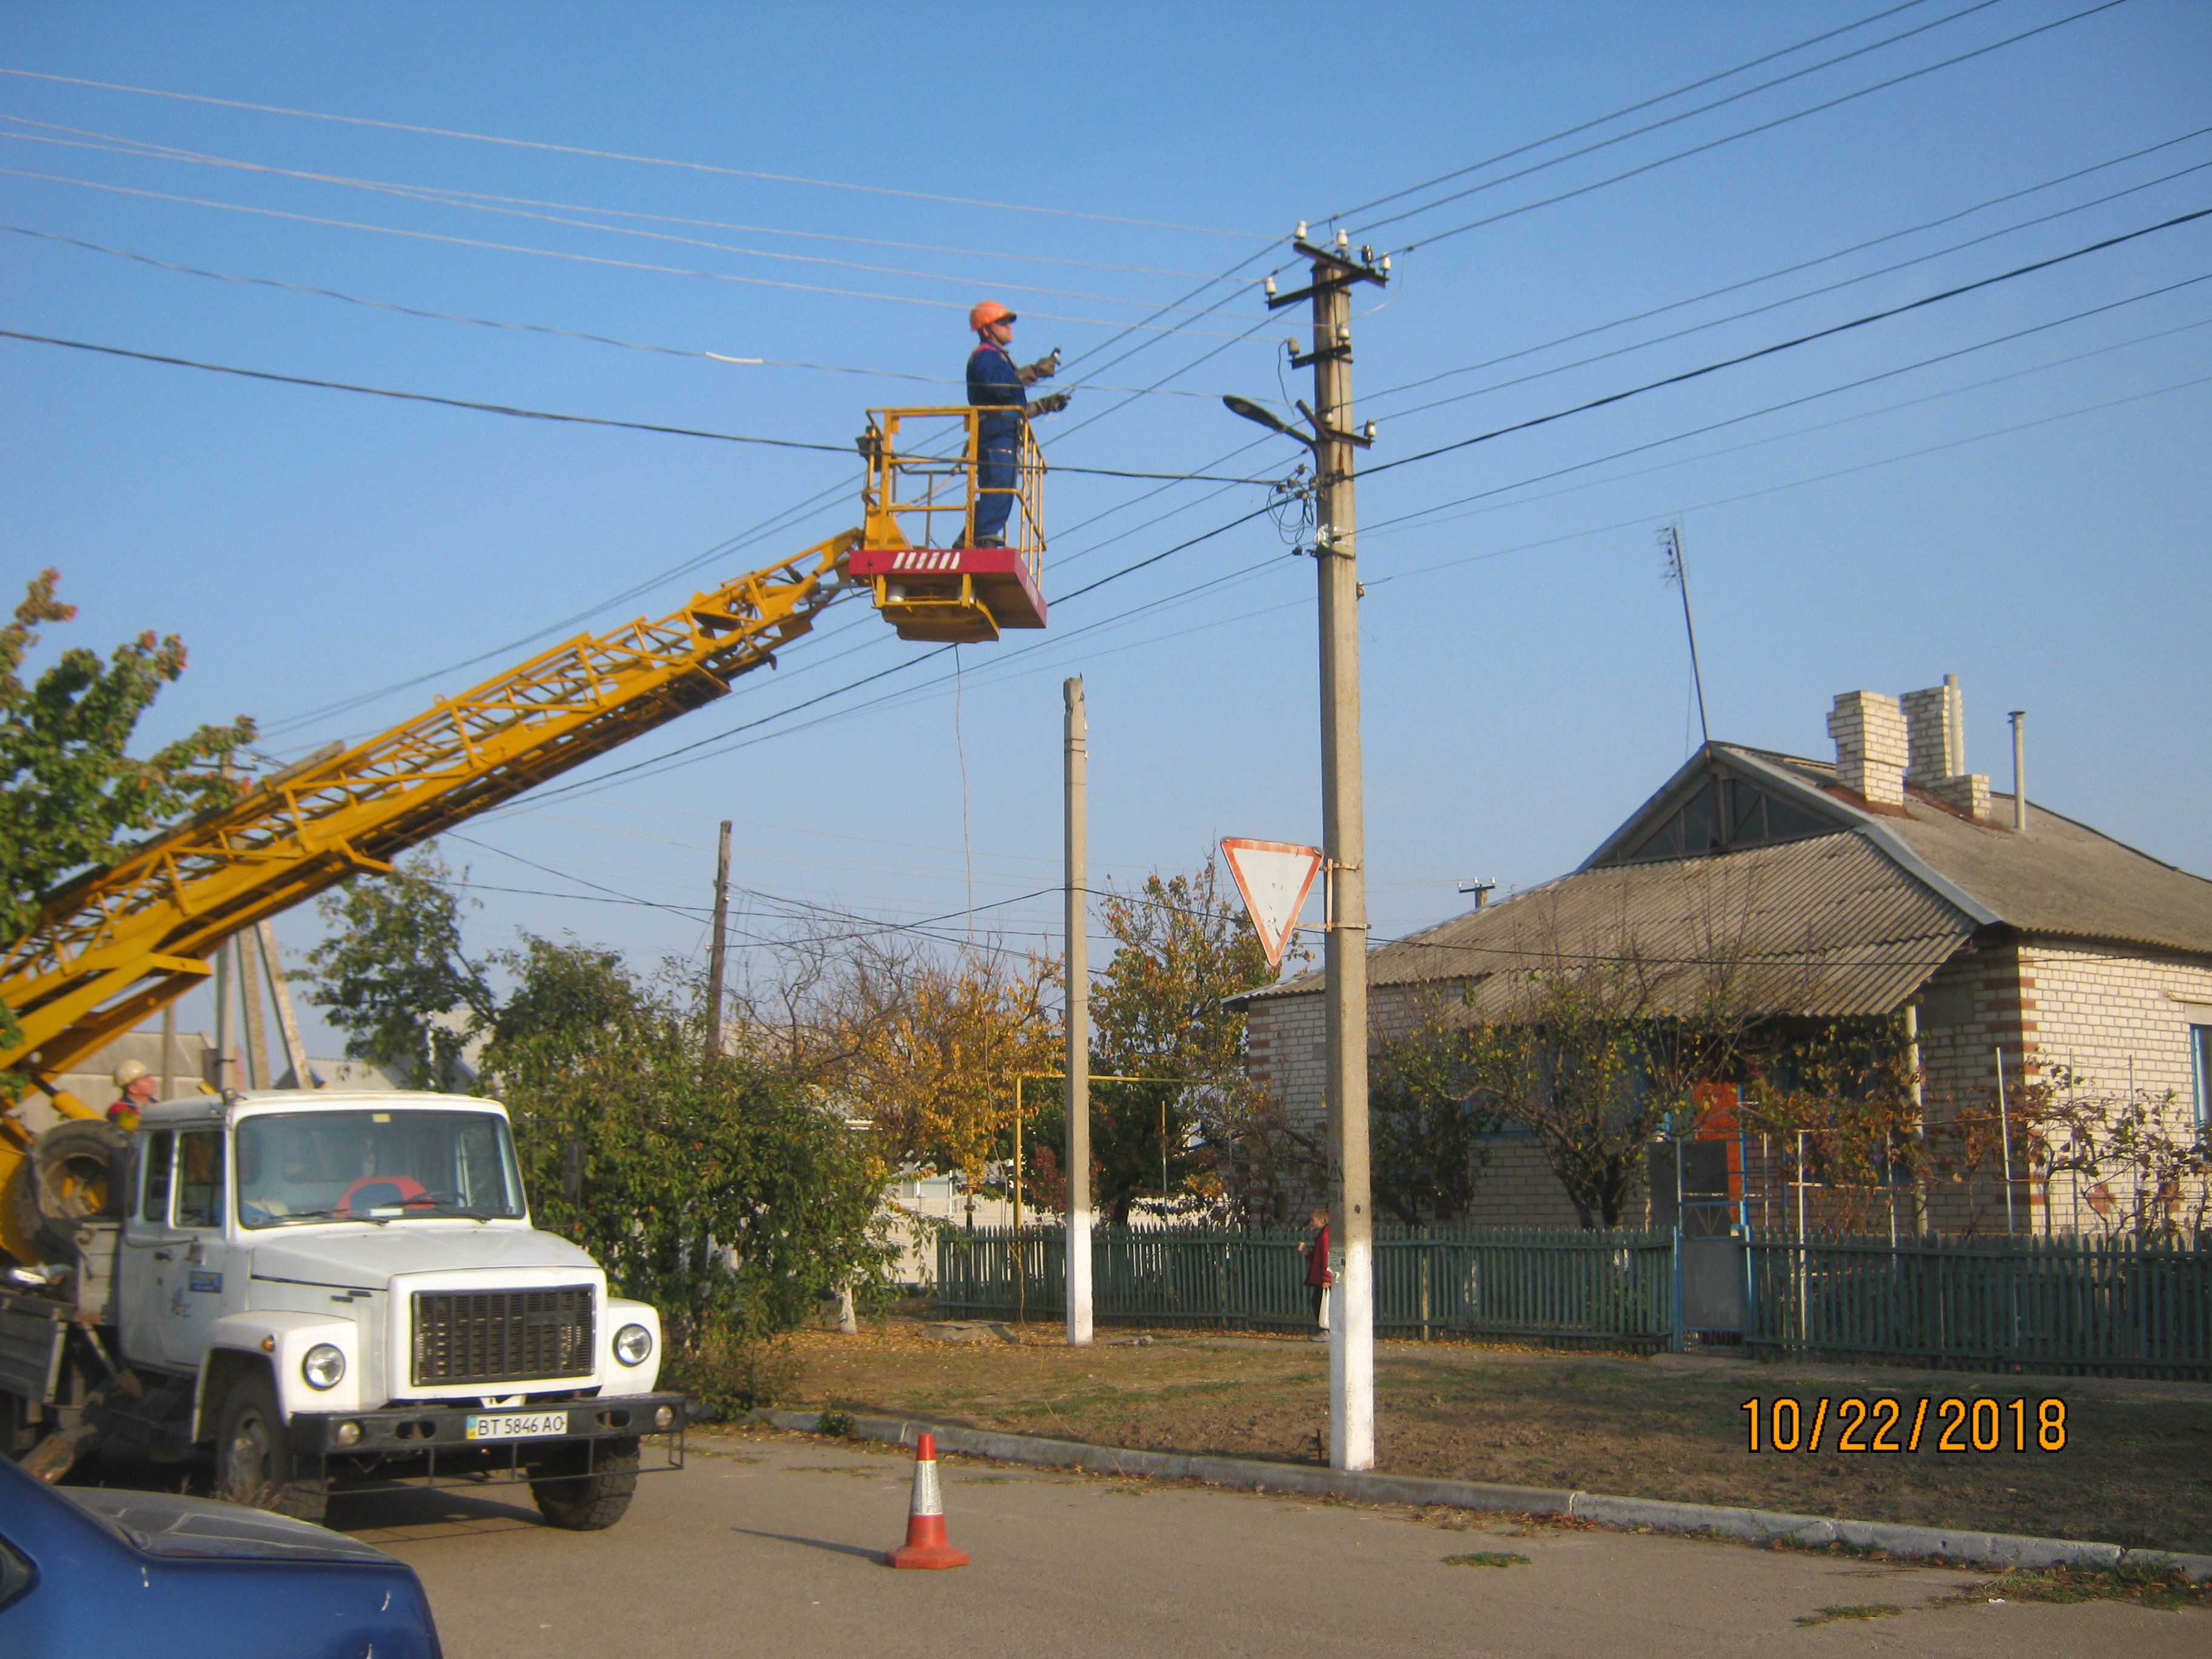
[836,945,1059,1186]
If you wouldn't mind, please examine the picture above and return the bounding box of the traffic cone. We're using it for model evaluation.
[885,1432,968,1569]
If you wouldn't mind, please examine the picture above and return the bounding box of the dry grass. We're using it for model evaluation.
[793,1320,2212,1553]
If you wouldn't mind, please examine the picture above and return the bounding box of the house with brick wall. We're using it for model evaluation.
[1236,677,2212,1235]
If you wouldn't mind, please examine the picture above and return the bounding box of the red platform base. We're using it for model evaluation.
[850,544,1047,643]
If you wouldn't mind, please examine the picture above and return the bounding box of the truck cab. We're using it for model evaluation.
[6,1090,682,1530]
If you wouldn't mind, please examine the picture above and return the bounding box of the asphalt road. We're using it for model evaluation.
[320,1428,2207,1658]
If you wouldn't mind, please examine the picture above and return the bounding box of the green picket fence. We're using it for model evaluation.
[1747,1232,2212,1379]
[934,1225,1677,1349]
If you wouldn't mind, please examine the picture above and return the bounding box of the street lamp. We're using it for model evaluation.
[1222,395,1314,450]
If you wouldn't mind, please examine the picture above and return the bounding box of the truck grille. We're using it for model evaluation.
[411,1285,595,1386]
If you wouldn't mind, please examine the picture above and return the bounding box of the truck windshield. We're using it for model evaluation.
[235,1109,526,1228]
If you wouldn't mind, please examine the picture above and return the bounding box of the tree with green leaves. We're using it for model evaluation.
[1370,995,1500,1224]
[296,847,492,1089]
[482,937,892,1356]
[2,568,253,1082]
[1058,856,1286,1224]
[295,863,891,1382]
[2,568,253,947]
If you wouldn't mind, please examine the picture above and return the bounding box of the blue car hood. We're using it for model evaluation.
[64,1488,395,1564]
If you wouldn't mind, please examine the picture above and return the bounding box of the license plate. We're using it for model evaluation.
[465,1411,569,1441]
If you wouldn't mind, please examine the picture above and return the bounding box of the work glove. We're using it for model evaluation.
[1019,349,1062,384]
[1027,390,1071,417]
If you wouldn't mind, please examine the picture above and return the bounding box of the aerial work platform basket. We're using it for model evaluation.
[852,407,1047,644]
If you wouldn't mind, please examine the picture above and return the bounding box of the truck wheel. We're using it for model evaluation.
[530,1436,638,1530]
[212,1369,329,1525]
[8,1119,128,1263]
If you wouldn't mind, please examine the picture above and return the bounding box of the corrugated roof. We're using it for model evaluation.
[1741,750,2212,959]
[1247,830,1976,1017]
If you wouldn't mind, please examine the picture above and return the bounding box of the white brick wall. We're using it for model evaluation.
[1827,690,1909,805]
[1900,680,1964,785]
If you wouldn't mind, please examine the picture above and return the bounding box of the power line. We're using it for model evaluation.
[0,166,1256,336]
[0,327,1278,481]
[261,229,2212,794]
[1349,0,2000,233]
[0,122,1238,313]
[1372,155,2212,428]
[0,65,1273,238]
[1362,207,2212,480]
[1331,0,1938,222]
[498,525,1296,810]
[442,831,1061,957]
[0,222,1245,402]
[1362,304,2212,543]
[1359,270,2212,529]
[0,114,1225,276]
[1358,369,2212,586]
[1358,123,2212,411]
[1378,0,2132,251]
[562,340,2212,796]
[258,475,861,736]
[0,328,852,451]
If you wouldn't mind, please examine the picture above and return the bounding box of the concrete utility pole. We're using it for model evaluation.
[239,934,272,1090]
[705,819,732,1057]
[1064,676,1093,1347]
[1269,228,1388,1471]
[212,934,234,1092]
[256,921,313,1087]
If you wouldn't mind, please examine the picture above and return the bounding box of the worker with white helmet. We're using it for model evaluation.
[965,300,1068,547]
[108,1059,158,1129]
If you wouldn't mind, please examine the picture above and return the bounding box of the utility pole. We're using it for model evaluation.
[705,820,732,1057]
[256,921,313,1087]
[212,934,234,1092]
[238,934,272,1091]
[1064,676,1093,1347]
[1269,227,1387,1471]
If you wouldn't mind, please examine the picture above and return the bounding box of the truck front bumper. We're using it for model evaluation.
[289,1391,686,1469]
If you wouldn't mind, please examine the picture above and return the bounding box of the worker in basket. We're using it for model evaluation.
[966,300,1069,547]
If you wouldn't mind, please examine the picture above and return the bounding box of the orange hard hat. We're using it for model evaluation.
[969,299,1016,333]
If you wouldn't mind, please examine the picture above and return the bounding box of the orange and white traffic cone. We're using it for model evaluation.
[885,1432,968,1569]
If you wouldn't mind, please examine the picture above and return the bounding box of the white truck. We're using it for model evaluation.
[1,1089,683,1529]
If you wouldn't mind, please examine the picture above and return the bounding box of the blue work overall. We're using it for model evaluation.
[965,341,1025,545]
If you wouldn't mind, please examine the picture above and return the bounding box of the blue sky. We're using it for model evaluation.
[3,1,2207,1054]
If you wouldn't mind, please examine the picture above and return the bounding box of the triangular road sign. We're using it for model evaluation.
[1221,838,1323,970]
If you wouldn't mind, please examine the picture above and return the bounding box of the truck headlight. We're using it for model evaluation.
[614,1324,653,1367]
[302,1343,346,1390]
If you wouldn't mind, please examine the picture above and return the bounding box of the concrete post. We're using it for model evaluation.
[1064,677,1093,1346]
[1308,243,1373,1472]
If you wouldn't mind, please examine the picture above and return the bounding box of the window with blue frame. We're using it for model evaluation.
[2194,1025,2211,1129]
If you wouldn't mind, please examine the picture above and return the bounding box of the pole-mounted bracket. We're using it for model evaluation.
[1296,400,1373,449]
[1266,238,1390,310]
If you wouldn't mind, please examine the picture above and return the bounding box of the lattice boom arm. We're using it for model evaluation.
[2,531,859,1079]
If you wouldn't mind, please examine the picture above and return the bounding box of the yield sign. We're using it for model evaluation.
[1221,838,1322,970]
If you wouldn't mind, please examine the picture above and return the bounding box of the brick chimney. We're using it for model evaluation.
[1826,690,1908,806]
[1899,672,1991,819]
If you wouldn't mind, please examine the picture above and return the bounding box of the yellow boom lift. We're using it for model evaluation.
[0,408,1045,1263]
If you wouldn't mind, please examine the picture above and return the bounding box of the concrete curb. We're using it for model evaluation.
[761,1409,2212,1582]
